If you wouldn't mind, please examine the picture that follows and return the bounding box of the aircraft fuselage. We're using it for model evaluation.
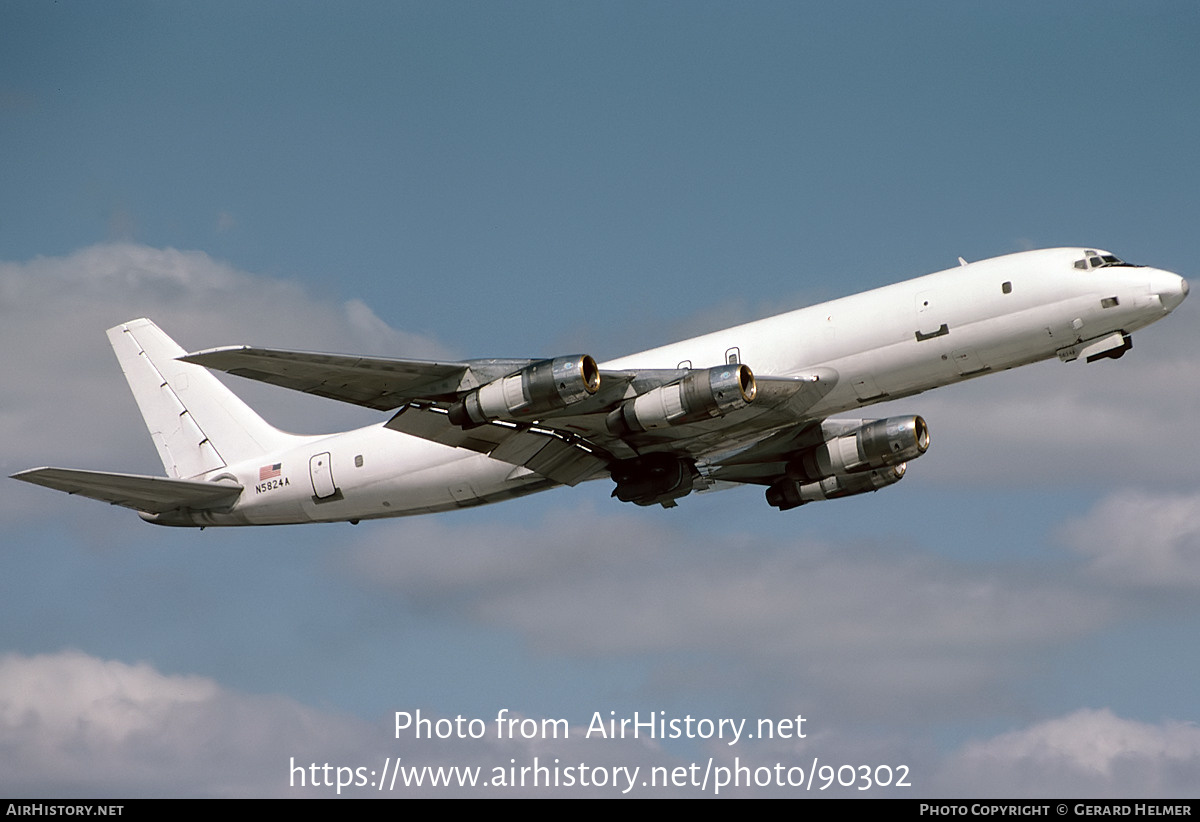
[134,247,1185,526]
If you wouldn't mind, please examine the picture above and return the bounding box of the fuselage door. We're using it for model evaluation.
[309,452,338,499]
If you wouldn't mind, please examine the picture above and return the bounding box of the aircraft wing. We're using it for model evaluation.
[182,342,842,500]
[179,346,552,411]
[11,468,243,513]
[381,371,838,484]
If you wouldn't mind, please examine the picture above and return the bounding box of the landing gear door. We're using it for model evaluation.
[309,452,338,499]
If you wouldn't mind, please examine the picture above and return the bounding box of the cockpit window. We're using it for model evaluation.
[1074,250,1135,271]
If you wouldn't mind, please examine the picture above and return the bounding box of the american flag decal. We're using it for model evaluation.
[259,463,282,481]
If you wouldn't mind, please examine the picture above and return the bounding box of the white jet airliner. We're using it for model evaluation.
[13,247,1188,526]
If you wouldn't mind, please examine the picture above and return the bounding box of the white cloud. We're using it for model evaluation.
[0,650,704,797]
[1059,489,1200,587]
[8,653,1198,798]
[937,708,1200,797]
[0,650,372,797]
[348,506,1110,718]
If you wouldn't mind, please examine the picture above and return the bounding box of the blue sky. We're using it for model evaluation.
[2,1,1199,797]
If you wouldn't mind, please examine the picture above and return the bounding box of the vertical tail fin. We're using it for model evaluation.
[108,319,300,478]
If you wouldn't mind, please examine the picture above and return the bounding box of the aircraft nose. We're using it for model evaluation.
[1155,270,1189,312]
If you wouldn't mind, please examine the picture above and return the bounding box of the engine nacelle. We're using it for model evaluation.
[610,453,697,508]
[766,463,906,511]
[607,364,756,436]
[448,355,600,427]
[785,416,928,482]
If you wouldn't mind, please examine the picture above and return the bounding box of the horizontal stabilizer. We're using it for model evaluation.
[11,468,242,513]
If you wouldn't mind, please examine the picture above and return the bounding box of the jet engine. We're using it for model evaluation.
[448,355,600,427]
[766,464,906,511]
[607,364,756,436]
[785,416,928,482]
